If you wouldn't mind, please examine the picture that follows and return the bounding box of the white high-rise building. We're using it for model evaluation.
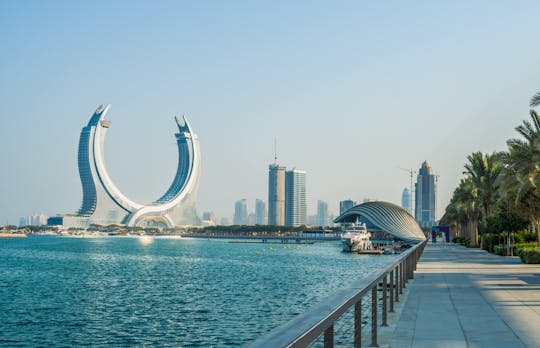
[285,169,307,227]
[268,164,286,225]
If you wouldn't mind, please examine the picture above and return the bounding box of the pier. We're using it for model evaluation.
[248,240,427,347]
[389,243,540,347]
[248,242,540,347]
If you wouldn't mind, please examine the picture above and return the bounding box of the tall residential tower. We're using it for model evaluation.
[234,199,248,225]
[285,169,307,227]
[415,161,436,228]
[268,164,286,225]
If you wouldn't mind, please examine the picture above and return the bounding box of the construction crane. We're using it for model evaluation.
[400,167,416,216]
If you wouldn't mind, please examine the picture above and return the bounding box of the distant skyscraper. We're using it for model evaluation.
[401,188,411,214]
[339,199,357,215]
[255,199,267,225]
[220,217,230,226]
[202,211,217,224]
[234,199,248,225]
[285,169,307,227]
[415,161,436,227]
[268,164,286,225]
[307,214,318,226]
[316,200,329,227]
[247,212,256,226]
[328,212,336,227]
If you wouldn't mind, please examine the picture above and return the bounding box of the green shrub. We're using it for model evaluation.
[493,245,506,256]
[514,242,538,256]
[452,236,467,245]
[519,247,540,264]
[482,234,502,253]
[514,231,537,243]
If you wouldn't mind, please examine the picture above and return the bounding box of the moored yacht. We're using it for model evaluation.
[340,220,373,252]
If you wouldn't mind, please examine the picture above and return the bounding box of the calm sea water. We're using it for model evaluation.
[0,236,396,347]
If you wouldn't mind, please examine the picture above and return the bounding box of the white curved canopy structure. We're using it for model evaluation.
[334,201,426,243]
[72,104,200,228]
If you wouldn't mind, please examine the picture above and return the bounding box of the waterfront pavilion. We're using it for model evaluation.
[334,201,426,243]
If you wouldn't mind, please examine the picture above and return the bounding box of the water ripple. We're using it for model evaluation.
[0,236,396,346]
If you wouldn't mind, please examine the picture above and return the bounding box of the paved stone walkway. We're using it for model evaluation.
[389,243,540,348]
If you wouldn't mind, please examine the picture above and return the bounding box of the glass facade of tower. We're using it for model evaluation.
[401,188,411,214]
[339,199,357,215]
[255,199,267,225]
[268,164,286,225]
[316,200,328,227]
[285,169,307,227]
[415,161,436,228]
[234,199,248,225]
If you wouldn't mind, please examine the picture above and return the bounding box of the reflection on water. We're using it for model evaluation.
[0,236,397,346]
[137,236,154,246]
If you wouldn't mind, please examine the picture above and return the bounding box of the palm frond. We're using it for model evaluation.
[530,92,540,107]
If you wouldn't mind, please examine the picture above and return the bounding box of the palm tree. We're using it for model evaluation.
[463,152,503,227]
[442,178,480,245]
[502,109,540,244]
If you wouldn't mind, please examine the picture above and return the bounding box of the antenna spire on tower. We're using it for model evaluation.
[274,137,277,164]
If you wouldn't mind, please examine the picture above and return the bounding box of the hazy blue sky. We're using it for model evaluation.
[1,1,539,225]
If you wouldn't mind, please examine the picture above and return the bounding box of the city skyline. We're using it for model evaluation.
[2,2,540,225]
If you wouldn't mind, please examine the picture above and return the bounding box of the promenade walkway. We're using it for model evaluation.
[389,243,540,348]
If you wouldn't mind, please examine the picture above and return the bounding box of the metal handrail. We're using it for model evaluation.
[247,239,427,348]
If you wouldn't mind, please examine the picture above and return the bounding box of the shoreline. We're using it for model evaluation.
[0,233,27,238]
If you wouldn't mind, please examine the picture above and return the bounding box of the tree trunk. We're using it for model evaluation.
[536,220,540,247]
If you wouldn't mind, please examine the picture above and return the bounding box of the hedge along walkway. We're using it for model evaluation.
[389,243,540,348]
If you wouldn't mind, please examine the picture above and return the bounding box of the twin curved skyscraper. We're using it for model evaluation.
[58,104,200,228]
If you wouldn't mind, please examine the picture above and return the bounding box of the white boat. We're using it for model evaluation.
[340,220,373,252]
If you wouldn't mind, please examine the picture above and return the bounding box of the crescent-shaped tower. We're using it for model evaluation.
[58,104,200,228]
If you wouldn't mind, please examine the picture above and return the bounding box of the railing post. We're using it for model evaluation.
[370,286,379,347]
[402,261,406,288]
[354,300,362,348]
[405,259,409,282]
[389,269,394,312]
[382,275,388,326]
[395,266,400,301]
[409,253,414,280]
[324,325,334,348]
